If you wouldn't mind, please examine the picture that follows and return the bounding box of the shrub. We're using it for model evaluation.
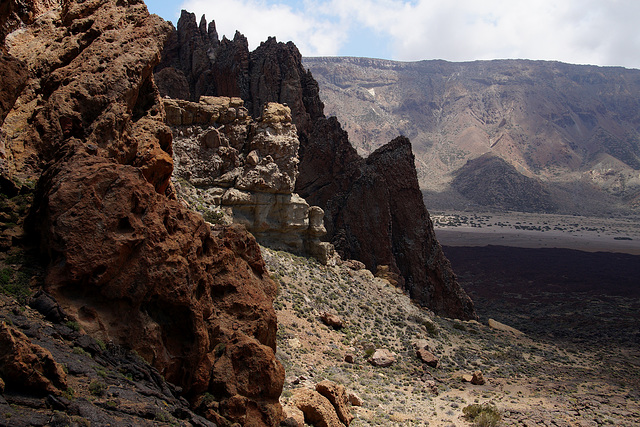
[0,267,31,304]
[203,209,225,224]
[463,403,501,426]
[65,321,81,332]
[89,380,107,396]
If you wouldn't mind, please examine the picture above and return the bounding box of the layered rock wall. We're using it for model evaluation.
[1,1,284,425]
[155,12,476,319]
[166,96,332,262]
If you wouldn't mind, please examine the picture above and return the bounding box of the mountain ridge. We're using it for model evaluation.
[303,56,640,215]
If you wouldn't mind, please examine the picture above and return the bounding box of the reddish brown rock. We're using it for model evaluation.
[0,322,67,395]
[471,371,486,385]
[368,349,396,367]
[347,392,363,407]
[28,152,284,425]
[282,404,305,427]
[416,348,439,368]
[320,312,344,329]
[292,388,343,427]
[316,380,354,426]
[2,1,284,425]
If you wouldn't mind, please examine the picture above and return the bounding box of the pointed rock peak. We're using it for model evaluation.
[179,9,195,24]
[199,14,207,35]
[208,20,219,44]
[233,30,248,44]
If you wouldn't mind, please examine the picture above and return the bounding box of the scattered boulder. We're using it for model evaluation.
[29,290,66,323]
[0,322,67,395]
[316,380,354,426]
[471,371,486,385]
[488,319,524,336]
[414,340,439,367]
[347,392,363,407]
[320,312,344,329]
[344,353,355,364]
[461,371,486,385]
[292,388,342,427]
[416,348,439,368]
[368,349,396,367]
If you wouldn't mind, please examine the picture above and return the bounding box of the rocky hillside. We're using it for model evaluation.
[303,57,640,215]
[263,247,640,426]
[154,12,475,320]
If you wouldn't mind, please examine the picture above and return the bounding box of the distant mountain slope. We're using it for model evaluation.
[303,57,640,215]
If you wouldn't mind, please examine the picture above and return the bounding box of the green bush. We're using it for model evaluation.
[203,209,225,224]
[463,403,501,426]
[65,320,81,332]
[89,380,107,396]
[0,267,31,304]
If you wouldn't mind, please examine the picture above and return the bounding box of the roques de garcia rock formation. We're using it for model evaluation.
[155,11,476,321]
[1,0,283,425]
[164,95,332,262]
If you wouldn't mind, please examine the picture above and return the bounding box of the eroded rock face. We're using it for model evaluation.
[168,96,331,260]
[155,12,476,320]
[2,1,284,425]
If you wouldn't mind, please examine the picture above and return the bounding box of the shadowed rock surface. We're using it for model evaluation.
[155,12,476,320]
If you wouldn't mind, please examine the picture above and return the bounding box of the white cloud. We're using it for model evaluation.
[175,0,640,69]
[179,0,346,56]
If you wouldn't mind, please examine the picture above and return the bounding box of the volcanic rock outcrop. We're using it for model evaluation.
[155,12,476,320]
[166,95,332,261]
[1,1,283,425]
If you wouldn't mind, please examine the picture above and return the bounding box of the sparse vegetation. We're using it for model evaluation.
[89,380,107,396]
[463,403,501,426]
[262,244,639,426]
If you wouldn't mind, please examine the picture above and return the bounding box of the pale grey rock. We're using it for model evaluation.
[167,97,333,262]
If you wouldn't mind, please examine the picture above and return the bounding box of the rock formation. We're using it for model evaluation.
[1,1,283,425]
[155,12,476,320]
[166,95,332,261]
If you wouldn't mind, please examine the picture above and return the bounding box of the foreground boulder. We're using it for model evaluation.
[292,388,343,427]
[2,0,284,424]
[316,380,353,426]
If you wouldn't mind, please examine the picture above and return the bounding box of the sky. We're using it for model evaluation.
[145,0,640,70]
